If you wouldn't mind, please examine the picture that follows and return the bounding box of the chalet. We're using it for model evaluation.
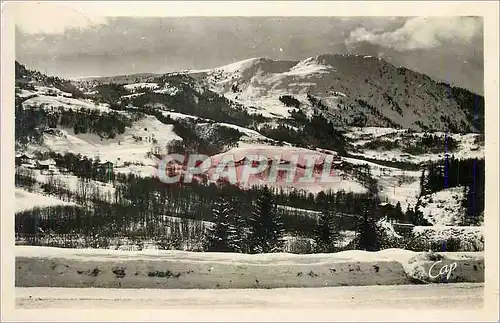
[99,161,114,172]
[98,161,114,181]
[37,159,58,174]
[234,158,246,168]
[37,159,56,170]
[15,153,34,166]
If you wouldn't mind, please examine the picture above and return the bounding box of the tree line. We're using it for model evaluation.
[15,61,85,99]
[358,133,459,155]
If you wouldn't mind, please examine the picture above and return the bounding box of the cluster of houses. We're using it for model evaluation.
[15,153,114,179]
[15,153,58,173]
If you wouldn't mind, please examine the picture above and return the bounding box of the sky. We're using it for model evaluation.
[13,3,484,94]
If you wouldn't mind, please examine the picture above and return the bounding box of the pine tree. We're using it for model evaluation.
[248,186,285,253]
[227,204,248,253]
[204,195,235,252]
[404,205,414,224]
[410,200,433,226]
[461,185,483,226]
[313,210,340,253]
[419,169,430,196]
[355,202,382,251]
[394,202,403,222]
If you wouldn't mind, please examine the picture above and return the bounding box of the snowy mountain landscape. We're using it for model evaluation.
[15,55,485,256]
[9,12,490,318]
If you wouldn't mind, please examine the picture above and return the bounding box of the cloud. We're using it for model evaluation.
[12,2,108,34]
[346,17,483,51]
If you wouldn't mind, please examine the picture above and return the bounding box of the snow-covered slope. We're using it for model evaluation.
[418,187,467,226]
[30,115,182,167]
[346,128,484,164]
[123,82,159,91]
[21,91,111,112]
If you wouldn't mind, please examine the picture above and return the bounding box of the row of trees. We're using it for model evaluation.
[358,133,459,155]
[206,185,392,254]
[205,187,285,253]
[15,61,85,98]
[420,157,484,196]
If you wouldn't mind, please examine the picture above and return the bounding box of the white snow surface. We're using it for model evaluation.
[123,83,159,91]
[33,115,182,166]
[283,58,334,76]
[22,95,111,112]
[418,187,467,225]
[15,188,77,212]
[160,110,202,121]
[12,245,434,263]
[34,86,73,97]
[198,57,336,118]
[15,284,484,319]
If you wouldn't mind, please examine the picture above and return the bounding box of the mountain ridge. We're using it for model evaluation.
[186,54,484,132]
[15,55,484,133]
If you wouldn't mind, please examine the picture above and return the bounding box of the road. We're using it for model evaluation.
[13,284,485,321]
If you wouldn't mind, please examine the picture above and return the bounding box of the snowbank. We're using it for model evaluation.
[15,246,483,289]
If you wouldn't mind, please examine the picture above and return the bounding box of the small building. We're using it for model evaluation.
[98,161,114,182]
[37,159,58,174]
[37,159,56,170]
[15,153,34,166]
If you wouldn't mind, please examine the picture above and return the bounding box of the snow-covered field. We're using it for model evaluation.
[22,94,111,112]
[32,115,182,166]
[195,57,329,119]
[15,188,76,212]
